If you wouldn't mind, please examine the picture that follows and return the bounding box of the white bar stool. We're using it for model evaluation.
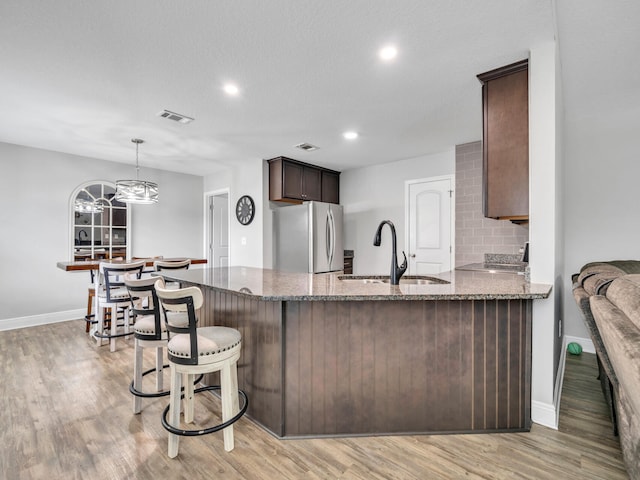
[94,260,145,352]
[155,280,248,458]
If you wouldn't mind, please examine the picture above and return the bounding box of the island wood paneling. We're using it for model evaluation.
[284,299,531,437]
[189,279,532,438]
[194,285,285,437]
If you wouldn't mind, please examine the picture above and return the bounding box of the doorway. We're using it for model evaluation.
[205,190,230,267]
[405,175,454,274]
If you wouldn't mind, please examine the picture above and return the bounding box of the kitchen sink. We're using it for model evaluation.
[339,278,385,284]
[337,275,449,285]
[382,277,448,285]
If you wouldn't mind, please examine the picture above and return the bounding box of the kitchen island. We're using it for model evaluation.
[158,267,551,438]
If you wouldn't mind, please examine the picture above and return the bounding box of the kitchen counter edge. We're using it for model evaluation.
[157,266,552,301]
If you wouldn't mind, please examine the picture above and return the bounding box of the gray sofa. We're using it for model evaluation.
[573,261,640,479]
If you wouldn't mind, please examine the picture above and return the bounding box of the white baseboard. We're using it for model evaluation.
[532,400,558,429]
[0,309,84,331]
[531,334,594,430]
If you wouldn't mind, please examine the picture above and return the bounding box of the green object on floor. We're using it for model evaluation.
[567,342,582,355]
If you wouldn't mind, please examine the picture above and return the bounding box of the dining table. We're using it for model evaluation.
[57,257,208,272]
[57,257,207,334]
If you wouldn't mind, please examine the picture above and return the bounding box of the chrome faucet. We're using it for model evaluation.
[373,220,407,285]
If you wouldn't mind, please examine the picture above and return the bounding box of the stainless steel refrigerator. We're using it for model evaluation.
[274,201,343,273]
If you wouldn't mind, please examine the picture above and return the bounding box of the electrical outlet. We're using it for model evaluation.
[558,319,562,338]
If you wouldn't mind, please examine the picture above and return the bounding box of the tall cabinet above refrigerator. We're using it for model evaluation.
[274,201,343,273]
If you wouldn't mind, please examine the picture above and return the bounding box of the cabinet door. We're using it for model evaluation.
[282,161,304,200]
[321,171,340,204]
[480,61,528,221]
[268,156,340,204]
[302,167,322,201]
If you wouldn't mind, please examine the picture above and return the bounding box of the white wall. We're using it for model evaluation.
[562,79,640,340]
[528,41,563,427]
[0,142,203,325]
[340,149,455,275]
[204,157,264,268]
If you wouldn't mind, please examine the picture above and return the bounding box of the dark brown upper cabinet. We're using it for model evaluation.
[321,170,340,204]
[268,156,340,204]
[477,59,529,223]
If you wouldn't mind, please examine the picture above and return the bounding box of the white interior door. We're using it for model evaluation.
[208,193,229,267]
[406,176,454,274]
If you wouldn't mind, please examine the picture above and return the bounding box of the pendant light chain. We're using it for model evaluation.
[133,138,144,181]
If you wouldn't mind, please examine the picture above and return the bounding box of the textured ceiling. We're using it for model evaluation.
[0,1,636,176]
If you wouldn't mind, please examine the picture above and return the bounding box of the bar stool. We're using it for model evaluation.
[132,256,163,277]
[154,259,191,271]
[84,257,124,333]
[85,272,96,333]
[125,275,170,414]
[154,259,191,288]
[85,268,104,333]
[155,280,248,458]
[125,275,203,415]
[94,260,145,352]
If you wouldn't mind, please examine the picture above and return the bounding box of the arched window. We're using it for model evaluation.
[70,181,131,261]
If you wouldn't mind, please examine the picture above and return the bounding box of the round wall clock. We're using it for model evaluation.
[235,195,255,225]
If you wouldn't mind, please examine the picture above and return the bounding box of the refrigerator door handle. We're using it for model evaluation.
[328,208,335,267]
[326,210,332,265]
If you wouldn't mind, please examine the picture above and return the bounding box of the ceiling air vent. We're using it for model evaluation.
[157,109,194,124]
[295,142,319,151]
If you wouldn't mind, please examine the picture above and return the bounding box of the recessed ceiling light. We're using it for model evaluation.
[379,45,398,61]
[343,131,358,140]
[223,84,239,96]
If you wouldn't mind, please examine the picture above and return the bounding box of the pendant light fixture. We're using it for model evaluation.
[115,138,159,204]
[74,198,104,213]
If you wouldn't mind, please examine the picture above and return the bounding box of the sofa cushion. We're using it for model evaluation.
[573,286,618,384]
[589,295,640,419]
[617,385,640,480]
[590,293,640,480]
[582,273,619,296]
[606,274,640,331]
[577,260,640,295]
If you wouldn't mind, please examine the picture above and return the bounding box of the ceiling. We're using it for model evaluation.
[0,1,638,176]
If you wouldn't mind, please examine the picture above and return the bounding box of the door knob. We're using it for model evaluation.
[409,253,416,258]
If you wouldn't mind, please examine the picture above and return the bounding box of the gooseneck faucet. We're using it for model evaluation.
[373,220,407,285]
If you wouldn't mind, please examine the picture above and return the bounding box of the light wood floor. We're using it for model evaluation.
[0,320,629,479]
